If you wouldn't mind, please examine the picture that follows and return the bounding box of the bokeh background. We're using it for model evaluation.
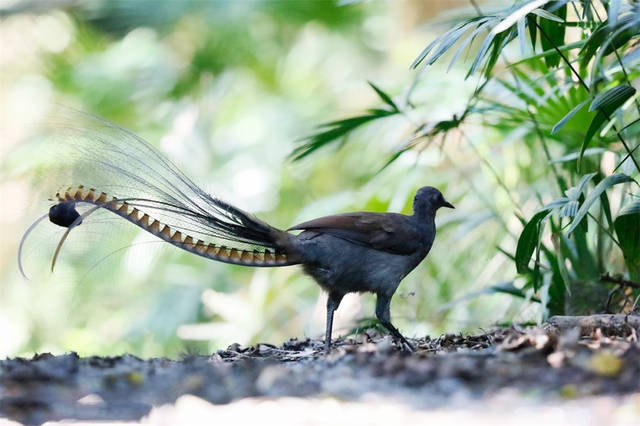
[0,0,533,358]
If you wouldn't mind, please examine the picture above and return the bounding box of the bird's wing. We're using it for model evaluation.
[288,212,422,255]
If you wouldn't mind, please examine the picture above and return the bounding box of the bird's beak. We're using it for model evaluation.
[442,200,455,209]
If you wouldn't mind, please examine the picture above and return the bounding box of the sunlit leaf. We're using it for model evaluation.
[411,18,491,69]
[567,174,636,234]
[531,8,564,23]
[425,23,473,67]
[517,17,527,55]
[447,22,489,71]
[491,0,549,34]
[467,31,496,77]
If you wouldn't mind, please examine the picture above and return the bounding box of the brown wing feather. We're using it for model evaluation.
[288,212,421,255]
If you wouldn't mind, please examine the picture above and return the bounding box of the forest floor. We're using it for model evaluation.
[1,314,639,425]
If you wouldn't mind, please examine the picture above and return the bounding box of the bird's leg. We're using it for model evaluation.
[375,294,415,352]
[324,292,344,354]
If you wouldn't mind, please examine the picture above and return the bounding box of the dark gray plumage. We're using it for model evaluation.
[285,186,454,352]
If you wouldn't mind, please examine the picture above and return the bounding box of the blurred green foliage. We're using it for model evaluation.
[0,0,598,359]
[296,0,640,318]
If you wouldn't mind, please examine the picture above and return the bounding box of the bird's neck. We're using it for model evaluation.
[411,209,436,241]
[412,206,437,224]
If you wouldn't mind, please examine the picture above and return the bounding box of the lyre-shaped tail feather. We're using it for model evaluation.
[19,109,301,273]
[50,185,298,267]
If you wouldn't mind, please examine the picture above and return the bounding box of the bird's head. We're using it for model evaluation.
[412,186,454,218]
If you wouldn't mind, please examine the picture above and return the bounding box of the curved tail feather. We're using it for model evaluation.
[19,109,301,273]
[50,185,298,267]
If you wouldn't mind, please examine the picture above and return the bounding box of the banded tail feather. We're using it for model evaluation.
[18,108,300,278]
[41,185,297,268]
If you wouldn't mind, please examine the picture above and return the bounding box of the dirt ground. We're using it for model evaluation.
[1,314,639,425]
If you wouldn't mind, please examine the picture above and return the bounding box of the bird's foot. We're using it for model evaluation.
[397,336,415,353]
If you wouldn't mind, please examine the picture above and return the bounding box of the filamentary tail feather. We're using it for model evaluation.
[19,109,301,272]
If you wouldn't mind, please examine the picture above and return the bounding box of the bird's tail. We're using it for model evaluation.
[18,109,300,277]
[48,185,298,268]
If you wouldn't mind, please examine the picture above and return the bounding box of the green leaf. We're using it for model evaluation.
[531,8,564,23]
[565,172,597,200]
[483,30,511,78]
[589,85,636,114]
[543,197,570,210]
[539,3,566,67]
[550,148,606,163]
[619,199,640,216]
[447,22,489,71]
[411,18,489,69]
[425,23,473,67]
[599,188,614,229]
[411,31,444,69]
[485,282,541,302]
[516,209,550,274]
[567,174,636,234]
[580,15,637,68]
[527,15,537,51]
[608,0,621,27]
[290,109,398,161]
[517,17,527,55]
[491,0,549,34]
[580,85,636,166]
[467,31,496,77]
[550,234,572,295]
[509,40,583,67]
[559,200,578,217]
[614,199,640,280]
[581,113,607,159]
[551,99,589,134]
[367,81,398,112]
[542,244,567,316]
[572,220,599,280]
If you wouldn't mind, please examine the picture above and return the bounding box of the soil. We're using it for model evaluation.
[1,314,639,425]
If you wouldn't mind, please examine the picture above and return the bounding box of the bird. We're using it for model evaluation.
[287,186,453,352]
[19,110,454,353]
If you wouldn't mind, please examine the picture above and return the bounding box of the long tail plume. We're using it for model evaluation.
[19,109,300,275]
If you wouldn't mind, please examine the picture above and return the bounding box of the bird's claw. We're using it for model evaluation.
[399,337,415,353]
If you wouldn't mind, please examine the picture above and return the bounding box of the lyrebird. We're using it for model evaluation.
[19,111,453,353]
